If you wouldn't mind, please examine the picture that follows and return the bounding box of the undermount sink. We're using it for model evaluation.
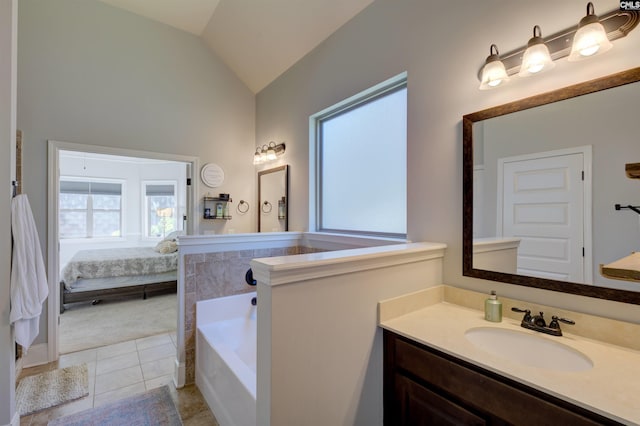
[465,327,593,372]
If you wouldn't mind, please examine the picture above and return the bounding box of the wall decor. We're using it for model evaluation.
[201,163,224,188]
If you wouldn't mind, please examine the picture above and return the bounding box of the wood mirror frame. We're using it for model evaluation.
[258,165,289,232]
[463,67,640,305]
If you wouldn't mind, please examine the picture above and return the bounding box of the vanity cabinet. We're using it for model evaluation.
[383,330,620,426]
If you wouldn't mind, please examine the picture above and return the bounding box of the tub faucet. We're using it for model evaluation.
[245,268,256,286]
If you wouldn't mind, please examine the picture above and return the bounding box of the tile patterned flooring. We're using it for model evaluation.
[19,332,219,425]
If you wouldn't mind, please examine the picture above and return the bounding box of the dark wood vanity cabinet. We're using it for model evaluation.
[383,330,621,426]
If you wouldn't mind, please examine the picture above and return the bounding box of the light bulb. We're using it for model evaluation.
[519,26,555,77]
[569,3,612,61]
[479,45,510,90]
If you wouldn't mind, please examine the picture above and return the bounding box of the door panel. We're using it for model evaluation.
[501,153,584,282]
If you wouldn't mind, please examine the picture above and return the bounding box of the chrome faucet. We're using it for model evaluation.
[511,307,575,336]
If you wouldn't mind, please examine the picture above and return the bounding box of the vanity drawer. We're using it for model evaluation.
[384,330,620,426]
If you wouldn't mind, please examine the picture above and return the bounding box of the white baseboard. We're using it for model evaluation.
[174,358,185,388]
[22,343,49,368]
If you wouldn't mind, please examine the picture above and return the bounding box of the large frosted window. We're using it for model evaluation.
[316,78,407,237]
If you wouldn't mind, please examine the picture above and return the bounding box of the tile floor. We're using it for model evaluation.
[19,332,219,425]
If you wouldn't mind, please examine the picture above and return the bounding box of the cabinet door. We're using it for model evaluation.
[394,374,486,426]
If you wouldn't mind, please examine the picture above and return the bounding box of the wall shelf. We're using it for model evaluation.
[626,163,640,179]
[601,252,640,283]
[203,195,232,220]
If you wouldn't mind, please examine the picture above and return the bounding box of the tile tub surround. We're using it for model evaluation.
[183,245,322,384]
[178,232,402,386]
[378,286,640,424]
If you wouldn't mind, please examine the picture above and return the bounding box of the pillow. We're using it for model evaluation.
[154,239,178,254]
[162,230,184,242]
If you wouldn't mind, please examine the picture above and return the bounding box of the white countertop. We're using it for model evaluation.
[380,302,640,425]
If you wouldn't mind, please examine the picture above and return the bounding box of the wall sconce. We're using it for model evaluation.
[568,2,613,60]
[478,3,639,89]
[253,141,286,165]
[479,44,510,90]
[518,25,555,77]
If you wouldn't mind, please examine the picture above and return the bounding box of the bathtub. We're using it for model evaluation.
[196,292,257,426]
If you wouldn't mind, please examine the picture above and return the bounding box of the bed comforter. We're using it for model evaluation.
[61,247,178,289]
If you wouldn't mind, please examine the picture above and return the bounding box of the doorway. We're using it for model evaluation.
[496,146,592,283]
[47,140,198,360]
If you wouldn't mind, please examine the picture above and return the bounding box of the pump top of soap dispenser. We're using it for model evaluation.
[489,290,497,299]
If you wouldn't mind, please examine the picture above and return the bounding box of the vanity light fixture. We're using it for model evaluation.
[253,141,286,165]
[479,44,510,90]
[518,25,555,77]
[477,5,639,89]
[266,142,277,161]
[568,2,613,61]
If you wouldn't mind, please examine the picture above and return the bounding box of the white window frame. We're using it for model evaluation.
[58,176,125,241]
[142,180,179,240]
[308,72,408,238]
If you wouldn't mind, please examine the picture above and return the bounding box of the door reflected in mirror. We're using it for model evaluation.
[463,67,640,305]
[258,165,288,232]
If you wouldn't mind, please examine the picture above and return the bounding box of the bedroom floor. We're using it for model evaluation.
[19,332,219,425]
[60,293,177,354]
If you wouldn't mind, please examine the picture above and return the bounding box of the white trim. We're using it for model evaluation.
[47,140,199,363]
[7,412,19,426]
[21,343,49,368]
[302,231,407,250]
[250,242,446,287]
[177,231,404,254]
[178,231,302,254]
[472,237,521,254]
[173,357,184,389]
[495,145,593,284]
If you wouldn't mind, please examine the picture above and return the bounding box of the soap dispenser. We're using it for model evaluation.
[484,290,502,322]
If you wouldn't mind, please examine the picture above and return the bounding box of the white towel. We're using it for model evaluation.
[10,194,49,349]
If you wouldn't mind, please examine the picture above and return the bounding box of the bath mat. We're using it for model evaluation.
[17,363,89,416]
[48,385,183,426]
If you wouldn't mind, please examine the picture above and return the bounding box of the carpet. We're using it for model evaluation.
[17,364,89,416]
[60,293,177,354]
[48,385,183,426]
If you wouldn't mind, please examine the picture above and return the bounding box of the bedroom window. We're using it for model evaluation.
[59,180,123,239]
[144,182,178,238]
[310,72,407,238]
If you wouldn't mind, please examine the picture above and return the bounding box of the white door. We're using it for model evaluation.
[499,151,587,283]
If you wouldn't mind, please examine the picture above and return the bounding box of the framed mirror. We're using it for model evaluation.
[258,165,289,232]
[463,67,640,305]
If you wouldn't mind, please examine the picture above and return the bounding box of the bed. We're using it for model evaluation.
[60,246,178,313]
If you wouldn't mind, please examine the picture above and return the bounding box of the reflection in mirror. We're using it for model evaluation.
[258,165,289,232]
[463,67,640,305]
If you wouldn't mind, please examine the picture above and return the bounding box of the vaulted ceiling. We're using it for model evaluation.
[100,0,374,93]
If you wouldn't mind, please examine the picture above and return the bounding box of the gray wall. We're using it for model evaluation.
[256,0,640,322]
[17,0,256,347]
[0,1,16,423]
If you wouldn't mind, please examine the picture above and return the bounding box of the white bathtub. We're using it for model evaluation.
[196,292,257,426]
